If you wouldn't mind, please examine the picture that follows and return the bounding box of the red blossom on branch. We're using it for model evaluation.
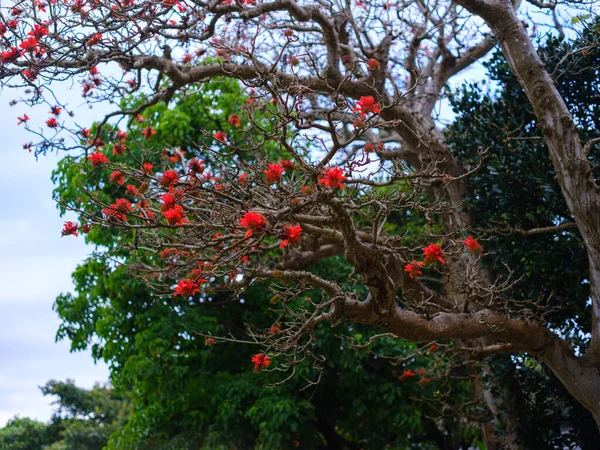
[61,221,78,237]
[87,152,109,167]
[280,225,302,248]
[463,236,483,253]
[109,171,125,185]
[264,163,285,184]
[404,260,424,279]
[318,167,346,190]
[399,370,416,380]
[213,131,227,143]
[422,243,445,265]
[160,170,179,186]
[240,212,268,238]
[251,353,271,372]
[352,96,380,117]
[162,204,189,226]
[173,279,201,297]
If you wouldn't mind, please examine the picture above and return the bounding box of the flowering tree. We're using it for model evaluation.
[3,0,600,446]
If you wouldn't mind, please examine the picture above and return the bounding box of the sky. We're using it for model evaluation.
[0,88,110,427]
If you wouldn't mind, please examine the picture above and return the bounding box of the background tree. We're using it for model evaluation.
[0,380,129,450]
[2,1,600,448]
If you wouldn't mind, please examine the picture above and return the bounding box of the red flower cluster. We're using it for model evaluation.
[422,243,445,265]
[160,170,179,186]
[141,126,156,139]
[173,279,201,297]
[163,204,189,226]
[228,114,241,127]
[213,131,227,143]
[280,225,302,248]
[88,152,109,167]
[109,171,125,185]
[353,96,381,117]
[318,167,347,190]
[367,58,381,71]
[398,369,416,380]
[463,236,483,253]
[251,353,271,372]
[188,158,205,174]
[61,221,78,237]
[264,163,285,184]
[102,198,132,222]
[404,260,424,279]
[240,212,268,238]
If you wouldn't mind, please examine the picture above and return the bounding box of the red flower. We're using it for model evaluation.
[318,167,346,190]
[188,158,205,174]
[88,152,109,167]
[422,243,445,265]
[251,353,271,372]
[367,58,381,71]
[352,96,381,117]
[0,46,20,64]
[116,130,128,141]
[162,204,189,226]
[87,33,102,46]
[270,324,280,335]
[463,236,483,253]
[399,369,416,380]
[239,173,248,186]
[113,142,127,155]
[161,193,177,211]
[61,221,78,237]
[228,114,241,127]
[280,159,295,170]
[213,131,227,143]
[17,114,29,125]
[142,162,154,173]
[19,37,39,53]
[46,117,57,128]
[280,225,302,248]
[126,184,139,196]
[160,170,179,186]
[28,24,48,39]
[204,337,216,346]
[364,143,374,153]
[141,126,156,139]
[418,377,430,387]
[109,171,125,185]
[50,105,62,116]
[240,212,268,238]
[173,279,200,297]
[428,344,439,353]
[404,260,424,279]
[264,163,285,184]
[102,198,132,222]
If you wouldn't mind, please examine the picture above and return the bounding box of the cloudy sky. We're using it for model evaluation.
[0,88,109,427]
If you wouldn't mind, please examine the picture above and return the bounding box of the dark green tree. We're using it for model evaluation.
[445,20,600,449]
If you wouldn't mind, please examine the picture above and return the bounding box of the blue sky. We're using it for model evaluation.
[0,89,109,426]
